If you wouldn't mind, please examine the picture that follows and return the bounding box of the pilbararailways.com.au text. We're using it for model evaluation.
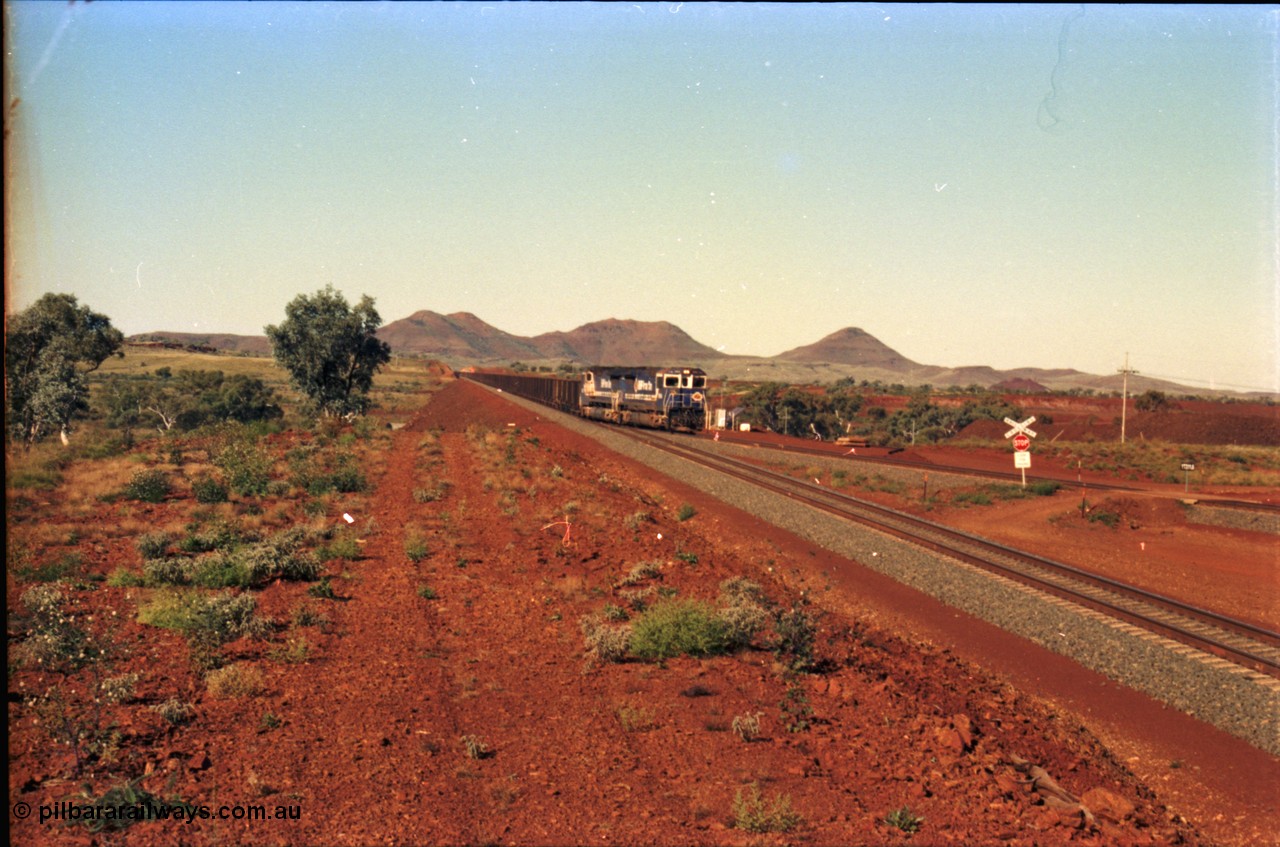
[33,799,301,826]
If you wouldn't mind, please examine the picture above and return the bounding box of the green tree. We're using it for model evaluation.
[6,294,123,444]
[265,286,391,417]
[1135,390,1171,412]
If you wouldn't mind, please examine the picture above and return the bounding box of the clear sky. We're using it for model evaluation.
[6,3,1277,392]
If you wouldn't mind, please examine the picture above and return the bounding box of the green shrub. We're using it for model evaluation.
[404,534,429,563]
[1028,480,1061,496]
[773,606,818,672]
[123,470,171,503]
[308,576,337,599]
[138,590,272,643]
[733,782,801,833]
[143,557,195,586]
[416,583,437,600]
[884,806,923,834]
[319,534,362,562]
[178,521,240,554]
[191,474,229,503]
[75,780,166,833]
[17,584,102,671]
[135,532,171,560]
[1087,508,1120,529]
[213,438,271,497]
[629,598,730,660]
[676,503,697,521]
[11,552,83,583]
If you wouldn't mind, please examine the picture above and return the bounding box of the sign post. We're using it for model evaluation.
[1181,462,1195,493]
[1004,416,1037,488]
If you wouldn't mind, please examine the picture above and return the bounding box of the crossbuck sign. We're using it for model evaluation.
[1003,417,1037,486]
[1003,416,1037,439]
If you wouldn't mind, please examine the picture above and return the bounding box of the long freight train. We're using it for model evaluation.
[462,366,707,432]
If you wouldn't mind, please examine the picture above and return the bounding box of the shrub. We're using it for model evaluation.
[178,521,239,553]
[580,614,632,664]
[616,704,655,732]
[404,534,429,563]
[191,474,229,504]
[732,712,762,742]
[100,673,140,704]
[676,503,697,521]
[733,782,801,833]
[319,534,362,562]
[123,470,171,503]
[1087,508,1120,529]
[143,557,195,586]
[213,438,271,497]
[17,584,101,671]
[135,532,171,560]
[629,598,730,661]
[781,685,814,733]
[308,577,337,599]
[138,590,272,643]
[1028,480,1061,497]
[617,560,662,587]
[718,578,769,649]
[269,636,311,664]
[150,698,195,727]
[884,807,923,834]
[718,602,768,650]
[460,734,490,759]
[773,606,818,672]
[416,583,438,600]
[291,602,328,628]
[206,663,266,698]
[624,510,652,530]
[75,779,165,833]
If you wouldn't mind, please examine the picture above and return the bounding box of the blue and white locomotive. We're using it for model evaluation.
[580,365,707,431]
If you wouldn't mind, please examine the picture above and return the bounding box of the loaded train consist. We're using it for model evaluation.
[463,366,708,432]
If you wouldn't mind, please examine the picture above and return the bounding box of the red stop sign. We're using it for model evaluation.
[1012,434,1031,452]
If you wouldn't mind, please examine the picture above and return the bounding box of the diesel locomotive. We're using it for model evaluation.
[462,366,708,432]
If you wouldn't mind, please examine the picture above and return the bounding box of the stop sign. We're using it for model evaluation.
[1012,433,1031,452]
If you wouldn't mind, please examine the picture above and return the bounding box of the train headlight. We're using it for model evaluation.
[692,392,704,403]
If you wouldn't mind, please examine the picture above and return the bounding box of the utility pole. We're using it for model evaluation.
[1118,352,1138,444]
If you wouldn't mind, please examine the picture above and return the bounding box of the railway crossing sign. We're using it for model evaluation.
[1003,416,1037,439]
[1004,416,1037,486]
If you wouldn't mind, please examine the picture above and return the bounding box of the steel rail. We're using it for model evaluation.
[626,429,1280,678]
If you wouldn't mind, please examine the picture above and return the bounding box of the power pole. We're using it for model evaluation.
[1118,352,1138,444]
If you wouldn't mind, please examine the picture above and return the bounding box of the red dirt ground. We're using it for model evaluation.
[7,378,1278,847]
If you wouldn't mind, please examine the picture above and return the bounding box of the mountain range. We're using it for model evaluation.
[129,311,1203,394]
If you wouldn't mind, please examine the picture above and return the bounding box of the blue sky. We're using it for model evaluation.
[6,3,1276,391]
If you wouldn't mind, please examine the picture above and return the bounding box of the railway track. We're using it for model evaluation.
[703,433,1280,513]
[621,428,1280,679]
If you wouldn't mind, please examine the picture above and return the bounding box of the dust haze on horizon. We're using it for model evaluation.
[5,3,1276,393]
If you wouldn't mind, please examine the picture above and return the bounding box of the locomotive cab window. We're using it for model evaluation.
[664,375,680,388]
[691,375,706,389]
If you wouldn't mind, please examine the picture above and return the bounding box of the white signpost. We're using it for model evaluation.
[1004,416,1037,487]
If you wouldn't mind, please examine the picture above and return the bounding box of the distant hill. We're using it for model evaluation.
[377,311,544,360]
[129,312,1218,394]
[774,327,919,370]
[128,332,272,355]
[530,319,722,365]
